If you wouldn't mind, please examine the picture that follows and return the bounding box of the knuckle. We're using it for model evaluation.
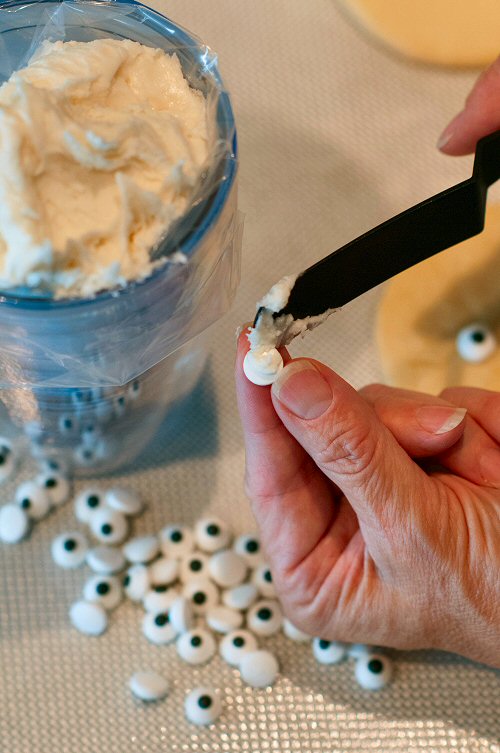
[315,421,378,479]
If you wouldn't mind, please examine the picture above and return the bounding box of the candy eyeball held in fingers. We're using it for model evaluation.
[69,600,108,636]
[184,687,222,726]
[142,611,177,645]
[252,564,276,598]
[183,578,219,615]
[159,525,195,558]
[354,653,393,690]
[74,488,106,524]
[36,472,71,507]
[129,671,169,702]
[51,532,89,568]
[247,600,283,636]
[239,650,279,688]
[313,639,347,665]
[243,346,284,386]
[105,487,143,516]
[83,575,123,611]
[0,504,29,544]
[233,533,264,568]
[220,629,258,667]
[86,546,126,575]
[456,323,497,363]
[177,629,216,665]
[123,564,150,601]
[0,439,16,483]
[195,517,231,553]
[208,549,247,588]
[15,481,51,521]
[89,508,129,545]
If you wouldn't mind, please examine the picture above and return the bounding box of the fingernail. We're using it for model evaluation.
[437,110,465,150]
[479,447,500,486]
[415,406,467,434]
[272,359,332,420]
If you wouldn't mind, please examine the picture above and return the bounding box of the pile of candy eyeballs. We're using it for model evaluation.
[0,447,394,728]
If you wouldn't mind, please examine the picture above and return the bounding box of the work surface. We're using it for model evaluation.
[1,2,499,751]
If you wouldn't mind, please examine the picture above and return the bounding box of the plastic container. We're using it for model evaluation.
[0,0,240,475]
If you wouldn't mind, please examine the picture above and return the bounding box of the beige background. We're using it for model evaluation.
[1,2,499,752]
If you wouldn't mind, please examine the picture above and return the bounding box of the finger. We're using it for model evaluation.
[438,56,500,155]
[359,383,467,457]
[439,387,500,442]
[270,358,432,535]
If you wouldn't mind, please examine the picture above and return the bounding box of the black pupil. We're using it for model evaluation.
[20,498,31,509]
[246,539,259,553]
[233,637,245,648]
[171,530,182,543]
[0,454,4,465]
[154,585,168,593]
[198,695,212,709]
[368,659,383,674]
[45,478,57,488]
[264,570,272,583]
[206,524,220,537]
[257,608,272,621]
[133,381,140,392]
[471,330,486,343]
[190,635,202,647]
[123,576,130,587]
[319,640,330,649]
[64,418,72,429]
[193,592,206,605]
[64,539,77,552]
[118,397,125,406]
[190,560,202,572]
[96,582,109,595]
[87,495,99,508]
[101,524,112,535]
[154,613,169,627]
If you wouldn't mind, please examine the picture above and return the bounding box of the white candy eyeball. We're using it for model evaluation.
[243,347,284,386]
[15,481,50,521]
[0,504,29,544]
[142,610,177,645]
[58,413,79,436]
[177,629,216,665]
[86,546,126,575]
[354,653,393,690]
[129,670,169,702]
[347,643,374,659]
[283,618,311,642]
[456,323,497,363]
[123,564,150,601]
[38,455,70,477]
[184,687,222,726]
[127,379,142,401]
[149,557,179,586]
[0,439,15,484]
[70,600,108,636]
[312,638,347,664]
[143,585,179,614]
[51,532,88,568]
[206,605,243,634]
[89,508,129,545]
[36,472,71,507]
[233,533,264,568]
[183,578,219,615]
[208,550,247,588]
[71,389,93,408]
[74,488,106,524]
[122,535,159,564]
[73,444,99,468]
[220,629,258,667]
[222,582,258,611]
[168,596,194,634]
[105,487,143,517]
[239,649,279,688]
[113,393,128,417]
[179,552,210,582]
[159,525,195,558]
[252,564,276,598]
[247,600,283,636]
[80,421,102,447]
[195,517,231,553]
[83,574,122,610]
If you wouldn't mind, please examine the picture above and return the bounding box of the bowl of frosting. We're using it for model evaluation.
[0,0,239,473]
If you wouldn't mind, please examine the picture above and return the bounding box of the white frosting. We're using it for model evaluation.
[243,347,284,386]
[0,39,208,298]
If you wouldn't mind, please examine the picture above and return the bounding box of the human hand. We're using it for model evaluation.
[438,56,500,155]
[235,332,500,667]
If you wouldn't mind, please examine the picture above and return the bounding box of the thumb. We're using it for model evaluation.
[271,359,430,533]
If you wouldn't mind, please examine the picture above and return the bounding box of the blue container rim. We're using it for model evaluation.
[0,0,238,311]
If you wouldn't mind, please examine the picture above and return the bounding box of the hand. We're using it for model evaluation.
[438,55,500,154]
[235,332,500,667]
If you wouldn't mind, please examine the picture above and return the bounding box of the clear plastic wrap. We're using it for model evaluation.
[0,0,241,473]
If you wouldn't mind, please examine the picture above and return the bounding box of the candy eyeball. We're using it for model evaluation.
[142,610,177,645]
[127,379,142,400]
[208,550,247,588]
[456,323,497,363]
[129,670,169,702]
[36,472,71,507]
[15,481,51,521]
[247,600,283,636]
[143,585,179,614]
[39,456,70,477]
[206,605,243,634]
[282,618,311,642]
[73,444,99,468]
[0,439,16,484]
[83,574,123,610]
[179,552,210,582]
[69,600,108,636]
[113,393,128,418]
[159,525,195,558]
[168,596,194,634]
[122,535,159,564]
[239,650,279,688]
[354,653,393,690]
[222,582,258,611]
[89,508,129,545]
[58,413,79,436]
[312,638,347,665]
[184,687,222,726]
[71,389,93,408]
[233,533,264,568]
[0,504,30,544]
[176,629,216,665]
[183,578,219,615]
[219,629,258,667]
[74,488,106,524]
[252,564,276,598]
[149,557,179,586]
[105,487,143,517]
[123,564,150,601]
[195,517,231,553]
[51,532,89,569]
[86,545,126,575]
